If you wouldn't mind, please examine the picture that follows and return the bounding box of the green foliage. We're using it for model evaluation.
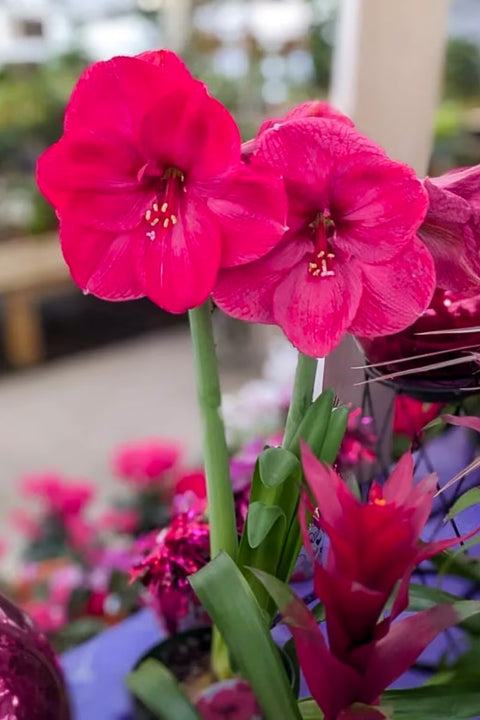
[190,552,301,720]
[444,38,480,100]
[127,659,201,720]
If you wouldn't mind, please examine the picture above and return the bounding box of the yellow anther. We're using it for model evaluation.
[161,202,168,213]
[153,203,159,212]
[151,218,159,227]
[145,210,152,221]
[171,215,178,225]
[163,218,170,228]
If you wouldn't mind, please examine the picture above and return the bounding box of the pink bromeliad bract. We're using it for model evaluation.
[37,50,287,313]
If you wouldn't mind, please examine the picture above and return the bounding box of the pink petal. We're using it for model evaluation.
[37,132,150,231]
[348,236,435,337]
[273,254,362,357]
[257,119,385,216]
[145,195,222,313]
[139,84,240,180]
[258,101,354,136]
[419,179,480,292]
[136,49,193,77]
[382,453,415,504]
[362,603,473,701]
[332,154,428,262]
[213,238,309,324]
[64,55,192,139]
[207,162,287,267]
[60,219,146,300]
[301,442,360,526]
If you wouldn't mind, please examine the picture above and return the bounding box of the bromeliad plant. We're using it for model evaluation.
[36,48,480,720]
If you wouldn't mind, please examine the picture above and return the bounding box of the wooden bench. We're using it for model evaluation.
[0,234,73,368]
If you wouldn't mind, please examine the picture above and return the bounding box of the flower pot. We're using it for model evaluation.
[132,626,298,720]
[358,289,480,403]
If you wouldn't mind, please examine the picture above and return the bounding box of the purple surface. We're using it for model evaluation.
[62,427,480,719]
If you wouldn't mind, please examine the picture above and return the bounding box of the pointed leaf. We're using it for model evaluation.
[259,447,301,488]
[190,553,301,720]
[382,686,480,719]
[127,659,201,720]
[288,389,335,456]
[319,406,350,464]
[445,487,480,521]
[364,601,480,700]
[298,698,324,720]
[251,568,362,720]
[247,502,286,549]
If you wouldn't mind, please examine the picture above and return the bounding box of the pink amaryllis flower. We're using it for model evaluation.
[418,166,480,293]
[214,119,434,357]
[254,444,480,720]
[21,472,95,517]
[393,396,443,441]
[36,50,287,313]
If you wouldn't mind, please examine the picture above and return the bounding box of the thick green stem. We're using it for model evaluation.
[188,301,238,560]
[282,353,318,450]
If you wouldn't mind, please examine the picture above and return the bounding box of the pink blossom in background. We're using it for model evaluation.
[214,119,434,358]
[112,438,182,487]
[21,472,95,517]
[36,50,287,313]
[23,600,67,634]
[96,508,140,534]
[419,165,480,292]
[196,679,262,720]
[337,408,377,473]
[393,396,444,441]
[173,469,207,515]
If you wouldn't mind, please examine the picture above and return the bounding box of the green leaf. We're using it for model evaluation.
[445,487,480,521]
[259,447,301,488]
[190,553,301,720]
[298,698,324,719]
[127,659,201,720]
[288,389,335,456]
[247,502,286,549]
[319,405,350,464]
[382,686,480,719]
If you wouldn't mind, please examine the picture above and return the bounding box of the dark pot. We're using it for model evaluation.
[132,627,298,720]
[357,289,480,403]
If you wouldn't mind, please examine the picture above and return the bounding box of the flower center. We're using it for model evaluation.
[144,168,185,241]
[308,214,336,278]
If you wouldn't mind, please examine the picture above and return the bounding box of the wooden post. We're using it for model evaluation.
[325,0,449,466]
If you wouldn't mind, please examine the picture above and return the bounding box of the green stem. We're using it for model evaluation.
[188,301,238,561]
[282,353,318,450]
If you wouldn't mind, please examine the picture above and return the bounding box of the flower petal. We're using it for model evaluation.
[273,255,362,357]
[59,219,147,300]
[332,153,428,262]
[145,196,222,313]
[213,239,309,324]
[208,162,287,267]
[64,54,192,138]
[139,84,241,180]
[349,237,435,337]
[37,131,150,231]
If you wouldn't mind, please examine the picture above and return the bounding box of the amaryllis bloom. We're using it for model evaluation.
[214,119,435,357]
[21,472,95,517]
[0,593,71,719]
[130,512,210,633]
[255,445,479,720]
[393,396,443,441]
[419,166,480,293]
[36,50,287,313]
[112,438,181,487]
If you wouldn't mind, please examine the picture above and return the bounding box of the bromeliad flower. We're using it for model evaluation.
[37,50,287,313]
[214,119,435,357]
[254,445,480,720]
[419,166,480,293]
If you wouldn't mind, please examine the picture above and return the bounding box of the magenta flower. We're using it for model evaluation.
[195,679,262,720]
[21,472,95,517]
[112,438,181,487]
[130,513,210,633]
[257,445,479,720]
[214,119,434,357]
[36,50,287,313]
[419,166,480,292]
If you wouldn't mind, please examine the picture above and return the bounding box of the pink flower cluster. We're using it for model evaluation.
[36,49,480,358]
